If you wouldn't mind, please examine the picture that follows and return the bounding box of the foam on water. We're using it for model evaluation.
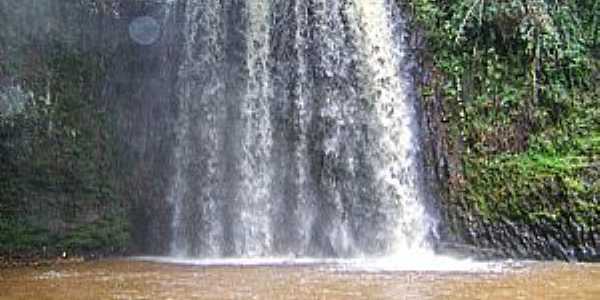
[132,255,513,273]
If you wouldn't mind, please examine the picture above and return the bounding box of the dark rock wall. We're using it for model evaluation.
[415,35,600,262]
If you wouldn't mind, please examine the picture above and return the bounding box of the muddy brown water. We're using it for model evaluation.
[1,258,599,299]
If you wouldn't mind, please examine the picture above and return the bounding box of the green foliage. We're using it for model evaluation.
[0,218,51,253]
[410,0,597,139]
[60,214,131,252]
[409,0,599,229]
[0,214,130,254]
[1,1,128,255]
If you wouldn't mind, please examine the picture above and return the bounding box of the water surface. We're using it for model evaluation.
[1,259,599,299]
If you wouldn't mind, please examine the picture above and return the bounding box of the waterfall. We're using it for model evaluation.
[167,0,435,258]
[236,0,274,256]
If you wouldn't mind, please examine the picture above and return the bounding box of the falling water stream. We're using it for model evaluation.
[168,0,434,259]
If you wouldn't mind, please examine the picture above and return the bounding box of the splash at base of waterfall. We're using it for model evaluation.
[132,255,514,273]
[166,0,436,258]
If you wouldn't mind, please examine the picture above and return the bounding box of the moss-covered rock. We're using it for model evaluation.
[411,0,600,261]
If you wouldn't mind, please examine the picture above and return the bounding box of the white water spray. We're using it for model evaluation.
[168,0,435,259]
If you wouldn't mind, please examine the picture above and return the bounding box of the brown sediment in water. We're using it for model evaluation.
[1,260,600,299]
[0,255,101,269]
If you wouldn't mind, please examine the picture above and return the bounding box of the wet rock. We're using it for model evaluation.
[434,242,505,260]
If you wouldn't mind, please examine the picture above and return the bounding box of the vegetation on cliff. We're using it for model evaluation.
[0,1,131,257]
[409,0,599,258]
[1,0,178,258]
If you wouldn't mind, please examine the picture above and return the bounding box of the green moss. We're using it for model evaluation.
[1,38,129,255]
[0,214,130,254]
[0,218,52,253]
[462,139,599,225]
[59,214,130,252]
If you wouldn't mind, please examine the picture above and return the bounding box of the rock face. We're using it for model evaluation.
[416,40,600,261]
[0,0,180,256]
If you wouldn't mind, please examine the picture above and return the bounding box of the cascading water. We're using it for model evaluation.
[167,0,436,258]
